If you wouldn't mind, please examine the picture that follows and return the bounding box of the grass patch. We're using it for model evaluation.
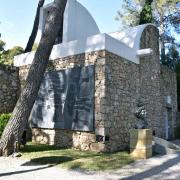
[21,142,134,171]
[0,113,11,137]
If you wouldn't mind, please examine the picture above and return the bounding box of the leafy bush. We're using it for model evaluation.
[0,114,11,137]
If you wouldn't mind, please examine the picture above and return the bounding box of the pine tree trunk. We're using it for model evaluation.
[0,0,67,156]
[24,0,45,53]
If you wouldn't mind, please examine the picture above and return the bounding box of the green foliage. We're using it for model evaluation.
[32,43,39,51]
[0,46,24,65]
[116,0,179,66]
[117,0,178,28]
[0,114,11,137]
[139,0,153,24]
[0,40,5,52]
[21,142,134,171]
[0,34,24,65]
[115,0,143,28]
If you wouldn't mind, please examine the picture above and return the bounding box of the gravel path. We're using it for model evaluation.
[0,154,180,180]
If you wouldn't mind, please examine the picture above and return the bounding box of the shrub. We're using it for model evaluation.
[0,113,11,137]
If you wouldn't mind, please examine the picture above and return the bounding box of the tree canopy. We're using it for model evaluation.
[116,0,179,29]
[0,40,5,52]
[116,0,180,67]
[0,39,23,65]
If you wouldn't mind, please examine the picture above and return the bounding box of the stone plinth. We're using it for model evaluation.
[130,129,152,159]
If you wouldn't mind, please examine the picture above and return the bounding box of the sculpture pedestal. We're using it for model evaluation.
[130,129,152,159]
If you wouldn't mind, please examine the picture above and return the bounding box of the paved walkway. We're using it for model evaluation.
[172,140,180,146]
[0,154,180,180]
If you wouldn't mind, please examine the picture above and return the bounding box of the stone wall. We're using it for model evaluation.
[160,65,177,139]
[139,25,163,137]
[18,25,178,152]
[104,52,139,152]
[19,55,177,152]
[19,51,107,152]
[19,50,140,152]
[0,64,20,114]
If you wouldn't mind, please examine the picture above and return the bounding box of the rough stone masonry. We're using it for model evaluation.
[0,64,20,114]
[0,0,178,153]
[16,25,178,152]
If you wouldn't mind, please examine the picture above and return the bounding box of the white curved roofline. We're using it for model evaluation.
[76,0,100,33]
[63,0,100,42]
[108,23,156,61]
[109,24,155,49]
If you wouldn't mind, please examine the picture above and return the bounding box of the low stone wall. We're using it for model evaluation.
[0,64,20,114]
[19,49,178,152]
[32,128,103,151]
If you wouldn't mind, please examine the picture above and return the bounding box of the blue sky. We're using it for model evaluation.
[0,0,122,49]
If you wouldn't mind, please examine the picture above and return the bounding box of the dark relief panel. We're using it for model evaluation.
[30,65,94,132]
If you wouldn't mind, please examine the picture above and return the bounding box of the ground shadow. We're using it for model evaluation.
[0,165,54,177]
[120,155,180,180]
[21,156,73,166]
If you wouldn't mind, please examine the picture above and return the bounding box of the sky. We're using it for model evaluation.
[0,0,122,49]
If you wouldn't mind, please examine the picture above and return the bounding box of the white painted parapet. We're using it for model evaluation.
[137,48,153,57]
[14,0,156,67]
[14,33,132,67]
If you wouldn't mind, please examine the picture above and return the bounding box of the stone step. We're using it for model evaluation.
[153,136,180,155]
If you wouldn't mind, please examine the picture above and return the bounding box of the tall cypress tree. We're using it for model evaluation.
[139,0,153,24]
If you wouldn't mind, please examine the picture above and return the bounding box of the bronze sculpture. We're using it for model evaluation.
[134,99,148,129]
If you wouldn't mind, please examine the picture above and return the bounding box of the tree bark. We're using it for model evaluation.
[24,0,45,53]
[0,0,67,156]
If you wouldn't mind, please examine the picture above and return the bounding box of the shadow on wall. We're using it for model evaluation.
[51,56,85,148]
